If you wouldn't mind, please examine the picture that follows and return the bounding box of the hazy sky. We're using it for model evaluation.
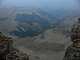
[1,0,80,11]
[0,0,79,14]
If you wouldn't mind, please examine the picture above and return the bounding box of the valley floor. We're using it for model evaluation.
[14,29,67,60]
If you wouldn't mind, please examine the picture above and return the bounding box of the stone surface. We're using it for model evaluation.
[0,32,29,60]
[63,44,80,60]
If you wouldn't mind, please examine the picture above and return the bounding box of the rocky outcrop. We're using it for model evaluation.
[0,32,29,60]
[63,19,80,60]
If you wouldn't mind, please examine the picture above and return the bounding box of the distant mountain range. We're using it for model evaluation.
[0,7,79,38]
[10,8,51,37]
[9,8,79,37]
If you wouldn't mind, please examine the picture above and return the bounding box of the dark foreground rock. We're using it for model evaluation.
[0,32,29,60]
[63,45,80,60]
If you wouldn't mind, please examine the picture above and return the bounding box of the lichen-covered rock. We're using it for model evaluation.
[63,45,80,60]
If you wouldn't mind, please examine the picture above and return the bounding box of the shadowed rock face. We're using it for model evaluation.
[63,45,80,60]
[63,19,80,60]
[0,32,29,60]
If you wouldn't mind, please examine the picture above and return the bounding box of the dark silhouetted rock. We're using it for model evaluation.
[64,18,80,60]
[0,32,29,60]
